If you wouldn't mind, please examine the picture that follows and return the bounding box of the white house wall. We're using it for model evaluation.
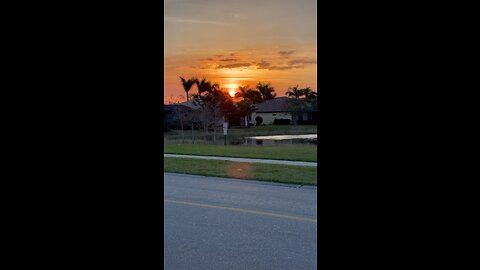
[254,112,292,125]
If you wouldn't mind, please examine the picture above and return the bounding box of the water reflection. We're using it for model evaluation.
[247,134,317,140]
[165,133,318,146]
[245,134,317,146]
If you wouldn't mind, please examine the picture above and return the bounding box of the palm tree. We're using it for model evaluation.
[234,85,260,103]
[285,85,303,99]
[179,77,197,101]
[195,78,218,96]
[237,100,254,127]
[256,82,276,102]
[245,89,262,104]
[211,82,220,93]
[235,85,250,99]
[302,87,317,100]
[195,78,208,96]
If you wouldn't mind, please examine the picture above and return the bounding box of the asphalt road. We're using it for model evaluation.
[164,173,317,270]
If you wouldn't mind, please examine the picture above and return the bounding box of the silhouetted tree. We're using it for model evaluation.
[195,78,218,96]
[302,87,317,100]
[310,96,317,111]
[179,76,196,101]
[285,85,303,99]
[233,85,262,104]
[237,100,254,127]
[284,98,309,126]
[172,105,194,144]
[256,82,276,102]
[191,80,231,144]
[235,85,250,99]
[245,89,262,104]
[233,85,260,127]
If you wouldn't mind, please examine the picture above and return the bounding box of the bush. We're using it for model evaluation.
[255,116,263,126]
[273,119,291,125]
[297,120,316,125]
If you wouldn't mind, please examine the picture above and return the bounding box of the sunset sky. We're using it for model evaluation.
[164,0,317,103]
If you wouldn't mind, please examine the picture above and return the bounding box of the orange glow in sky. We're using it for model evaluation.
[223,83,239,90]
[164,0,317,104]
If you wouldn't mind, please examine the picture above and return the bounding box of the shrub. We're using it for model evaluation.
[297,120,316,125]
[273,119,291,125]
[255,116,263,126]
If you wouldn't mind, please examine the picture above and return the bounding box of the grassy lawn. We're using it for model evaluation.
[164,157,317,186]
[164,144,317,162]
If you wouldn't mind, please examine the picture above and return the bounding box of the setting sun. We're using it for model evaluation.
[228,89,236,97]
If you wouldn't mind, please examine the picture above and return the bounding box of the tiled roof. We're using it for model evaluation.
[254,97,290,112]
[164,100,200,110]
[177,100,200,110]
[254,97,317,113]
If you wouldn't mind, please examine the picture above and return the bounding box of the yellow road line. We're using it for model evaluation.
[165,199,317,223]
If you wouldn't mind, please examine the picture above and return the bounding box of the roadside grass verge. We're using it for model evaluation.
[164,157,317,186]
[164,144,317,162]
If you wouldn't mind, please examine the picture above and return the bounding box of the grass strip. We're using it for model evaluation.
[164,157,317,186]
[164,144,317,162]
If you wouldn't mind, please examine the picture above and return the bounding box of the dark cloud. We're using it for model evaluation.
[230,53,236,56]
[268,66,293,70]
[279,50,295,56]
[207,58,214,61]
[268,65,304,70]
[288,58,317,65]
[219,58,237,62]
[215,63,252,69]
[256,60,271,69]
[215,54,223,57]
[256,60,304,70]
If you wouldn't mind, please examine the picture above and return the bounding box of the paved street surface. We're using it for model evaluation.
[164,154,317,167]
[164,173,317,270]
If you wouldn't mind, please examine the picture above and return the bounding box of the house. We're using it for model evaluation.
[164,100,200,130]
[164,99,228,130]
[250,97,317,125]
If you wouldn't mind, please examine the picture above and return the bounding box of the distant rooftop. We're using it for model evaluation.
[254,97,290,113]
[254,97,317,113]
[164,100,200,110]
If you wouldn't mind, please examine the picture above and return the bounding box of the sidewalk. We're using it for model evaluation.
[164,154,317,167]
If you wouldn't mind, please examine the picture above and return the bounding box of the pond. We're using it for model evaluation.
[164,132,317,146]
[244,134,317,146]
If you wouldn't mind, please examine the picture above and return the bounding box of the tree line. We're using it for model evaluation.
[180,77,277,103]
